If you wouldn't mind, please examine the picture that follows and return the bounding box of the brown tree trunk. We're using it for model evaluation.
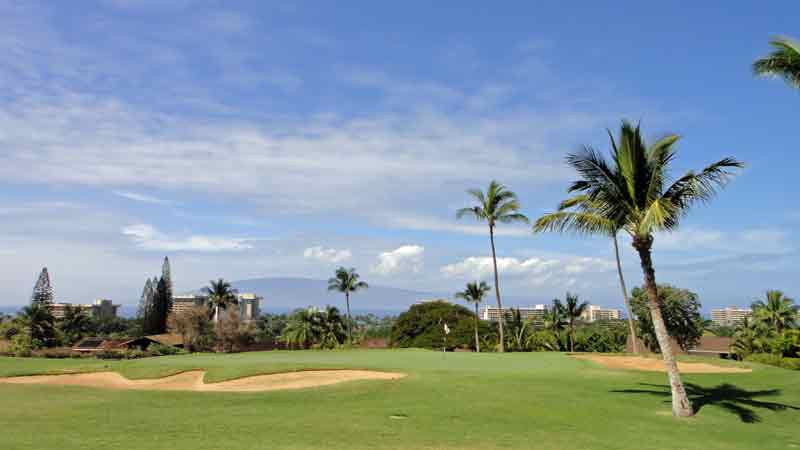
[474,303,481,353]
[633,236,694,417]
[613,234,638,354]
[489,225,505,352]
[345,292,352,345]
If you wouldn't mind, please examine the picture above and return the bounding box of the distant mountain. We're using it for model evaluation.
[227,277,440,314]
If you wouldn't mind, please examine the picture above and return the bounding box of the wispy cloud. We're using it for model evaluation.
[113,191,170,205]
[440,255,615,287]
[384,215,531,237]
[121,224,252,252]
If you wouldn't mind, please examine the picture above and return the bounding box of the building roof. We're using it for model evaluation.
[145,333,184,347]
[691,336,733,354]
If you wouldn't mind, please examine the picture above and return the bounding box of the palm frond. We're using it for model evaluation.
[753,36,800,88]
[533,211,614,235]
[662,157,744,212]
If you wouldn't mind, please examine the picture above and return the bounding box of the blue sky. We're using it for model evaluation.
[1,0,798,312]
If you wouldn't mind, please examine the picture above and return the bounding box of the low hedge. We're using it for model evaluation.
[745,353,800,370]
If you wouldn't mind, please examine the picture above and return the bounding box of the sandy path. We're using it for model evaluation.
[571,355,751,373]
[0,369,406,392]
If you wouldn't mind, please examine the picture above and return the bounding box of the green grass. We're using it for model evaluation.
[1,350,798,450]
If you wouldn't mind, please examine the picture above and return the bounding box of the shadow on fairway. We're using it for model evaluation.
[612,383,800,423]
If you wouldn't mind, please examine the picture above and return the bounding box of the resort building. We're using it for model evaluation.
[580,305,621,322]
[171,292,262,322]
[481,305,547,324]
[710,306,752,326]
[49,299,120,320]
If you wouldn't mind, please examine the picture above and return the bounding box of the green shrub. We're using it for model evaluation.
[94,349,125,359]
[745,353,800,370]
[391,301,484,350]
[148,343,184,356]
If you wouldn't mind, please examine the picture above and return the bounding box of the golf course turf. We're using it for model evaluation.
[0,350,797,450]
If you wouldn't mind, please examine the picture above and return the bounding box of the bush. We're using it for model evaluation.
[35,348,76,359]
[745,353,800,370]
[148,343,184,356]
[94,349,125,359]
[391,301,482,350]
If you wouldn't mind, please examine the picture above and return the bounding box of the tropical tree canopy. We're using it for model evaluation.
[751,290,797,333]
[455,281,491,306]
[203,279,238,309]
[456,180,529,227]
[534,121,743,242]
[753,36,800,88]
[327,267,369,295]
[282,306,346,349]
[630,284,704,352]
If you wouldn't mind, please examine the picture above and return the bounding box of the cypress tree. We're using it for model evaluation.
[161,256,173,316]
[154,277,170,334]
[31,267,54,306]
[138,278,153,320]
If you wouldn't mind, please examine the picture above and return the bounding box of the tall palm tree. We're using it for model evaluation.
[455,281,491,352]
[283,307,318,349]
[753,36,800,89]
[537,195,640,353]
[202,278,238,323]
[534,121,743,417]
[542,299,568,351]
[562,293,589,352]
[327,267,368,344]
[457,180,529,352]
[731,317,774,358]
[752,290,797,333]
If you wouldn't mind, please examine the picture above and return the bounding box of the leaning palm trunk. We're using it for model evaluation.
[613,234,638,354]
[634,237,693,417]
[489,226,505,352]
[473,303,481,353]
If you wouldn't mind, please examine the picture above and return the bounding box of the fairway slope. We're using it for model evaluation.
[572,354,751,373]
[0,369,406,392]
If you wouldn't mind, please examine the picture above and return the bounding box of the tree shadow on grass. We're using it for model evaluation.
[612,383,800,423]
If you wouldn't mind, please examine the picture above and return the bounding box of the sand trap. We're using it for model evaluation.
[0,369,406,392]
[572,355,751,374]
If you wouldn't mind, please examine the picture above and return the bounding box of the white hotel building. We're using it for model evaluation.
[481,304,621,324]
[710,306,752,326]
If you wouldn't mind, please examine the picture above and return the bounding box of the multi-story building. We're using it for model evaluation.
[580,305,621,322]
[49,299,120,320]
[481,305,547,324]
[171,292,261,322]
[710,306,752,326]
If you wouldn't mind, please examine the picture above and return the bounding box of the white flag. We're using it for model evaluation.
[443,323,450,335]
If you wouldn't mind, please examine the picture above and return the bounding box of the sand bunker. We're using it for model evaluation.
[572,355,751,374]
[0,369,406,392]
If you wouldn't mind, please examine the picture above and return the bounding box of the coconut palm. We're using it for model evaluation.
[202,278,238,323]
[455,281,491,352]
[536,195,640,353]
[327,267,368,344]
[457,180,529,352]
[562,293,589,352]
[534,120,743,417]
[318,305,346,349]
[283,307,318,349]
[753,36,800,89]
[732,317,774,358]
[752,290,797,333]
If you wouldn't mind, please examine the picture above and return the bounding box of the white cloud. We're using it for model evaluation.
[303,246,352,263]
[113,191,169,205]
[384,215,531,237]
[121,224,252,252]
[654,228,790,254]
[440,255,615,286]
[373,245,425,275]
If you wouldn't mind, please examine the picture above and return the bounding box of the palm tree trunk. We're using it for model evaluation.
[489,225,505,352]
[633,237,693,417]
[613,234,638,354]
[474,303,481,353]
[570,320,575,352]
[345,292,353,345]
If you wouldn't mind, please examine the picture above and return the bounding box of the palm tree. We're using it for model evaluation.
[283,307,318,349]
[455,281,491,352]
[536,195,640,353]
[202,278,238,323]
[457,180,529,352]
[562,293,589,352]
[752,290,797,333]
[318,305,346,349]
[753,36,800,89]
[534,121,743,417]
[542,299,568,351]
[731,317,774,358]
[19,303,56,348]
[327,267,368,344]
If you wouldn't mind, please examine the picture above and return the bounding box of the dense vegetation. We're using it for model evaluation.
[732,290,799,369]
